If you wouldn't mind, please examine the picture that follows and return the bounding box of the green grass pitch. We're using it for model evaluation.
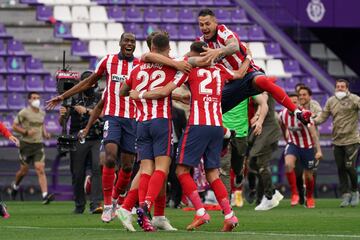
[1,200,360,240]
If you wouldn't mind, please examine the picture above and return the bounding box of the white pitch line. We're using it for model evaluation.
[2,226,360,238]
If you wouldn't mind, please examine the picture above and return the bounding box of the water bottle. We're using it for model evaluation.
[79,130,85,144]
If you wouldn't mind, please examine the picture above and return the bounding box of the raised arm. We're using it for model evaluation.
[200,38,240,63]
[313,99,331,125]
[141,52,192,73]
[130,82,178,100]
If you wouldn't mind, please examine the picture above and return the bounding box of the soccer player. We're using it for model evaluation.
[129,41,253,232]
[196,9,311,123]
[279,93,322,208]
[47,33,140,222]
[120,33,189,232]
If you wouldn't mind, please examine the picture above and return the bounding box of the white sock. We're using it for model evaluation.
[224,211,234,220]
[12,183,19,190]
[196,208,206,217]
[153,216,165,220]
[42,192,48,198]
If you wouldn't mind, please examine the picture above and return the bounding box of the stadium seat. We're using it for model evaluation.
[133,41,143,58]
[161,0,178,4]
[89,57,99,70]
[124,23,144,39]
[45,113,61,134]
[0,94,6,110]
[248,25,267,41]
[177,41,191,55]
[144,0,161,4]
[326,48,338,60]
[302,77,321,93]
[178,25,196,40]
[230,25,248,41]
[0,57,6,73]
[144,8,161,22]
[26,75,44,91]
[169,41,179,58]
[7,75,25,91]
[327,60,345,77]
[89,23,107,39]
[0,75,6,91]
[344,65,357,77]
[107,6,125,22]
[125,6,143,22]
[93,0,109,4]
[0,40,6,56]
[285,77,300,91]
[310,43,327,59]
[25,57,45,74]
[178,9,196,23]
[214,9,231,23]
[54,6,72,22]
[283,59,302,76]
[72,6,90,22]
[127,0,144,4]
[72,23,90,39]
[44,75,57,92]
[71,40,90,57]
[197,0,213,5]
[106,40,119,54]
[89,40,107,57]
[161,8,178,23]
[179,0,196,5]
[54,22,72,39]
[36,6,53,22]
[163,24,179,39]
[266,59,291,77]
[248,42,270,60]
[107,23,124,40]
[141,41,149,52]
[7,93,26,110]
[7,39,27,56]
[265,42,283,58]
[0,24,11,39]
[72,0,92,4]
[7,57,25,73]
[254,59,266,72]
[89,6,109,22]
[318,118,332,135]
[231,8,248,23]
[143,23,160,37]
[213,0,231,5]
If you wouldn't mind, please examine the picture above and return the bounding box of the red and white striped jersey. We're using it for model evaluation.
[126,62,187,122]
[185,64,234,126]
[197,24,261,73]
[279,108,314,148]
[95,54,140,118]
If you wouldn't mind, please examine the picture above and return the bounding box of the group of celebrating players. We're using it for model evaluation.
[46,8,314,232]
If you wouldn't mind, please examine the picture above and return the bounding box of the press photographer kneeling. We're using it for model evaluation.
[59,71,103,214]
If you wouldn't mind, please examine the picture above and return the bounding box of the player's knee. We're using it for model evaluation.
[104,154,116,168]
[205,169,219,183]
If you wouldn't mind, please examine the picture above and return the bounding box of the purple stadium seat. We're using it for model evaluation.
[8,93,26,110]
[124,23,144,39]
[178,25,196,40]
[126,0,144,4]
[44,75,57,92]
[178,9,196,23]
[161,0,178,4]
[214,9,231,23]
[163,24,178,39]
[26,75,44,91]
[285,77,300,92]
[231,8,248,23]
[161,8,178,23]
[197,0,213,5]
[108,0,126,4]
[94,0,109,4]
[0,95,6,110]
[54,22,72,39]
[213,0,232,5]
[1,115,15,129]
[283,59,302,76]
[144,0,161,4]
[89,58,100,70]
[125,7,144,22]
[20,0,39,4]
[0,75,6,91]
[302,77,321,93]
[276,78,286,89]
[7,75,25,91]
[143,24,160,37]
[0,40,6,56]
[36,6,53,22]
[26,57,45,74]
[318,118,332,135]
[230,25,248,41]
[7,57,25,73]
[0,57,6,73]
[144,8,161,22]
[265,42,283,58]
[7,39,27,56]
[179,0,196,5]
[0,24,11,39]
[107,6,125,22]
[71,40,90,57]
[248,25,266,41]
[45,113,61,133]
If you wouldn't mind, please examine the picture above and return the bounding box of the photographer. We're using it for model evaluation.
[59,71,103,214]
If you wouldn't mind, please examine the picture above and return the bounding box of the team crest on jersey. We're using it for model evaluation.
[307,0,326,23]
[112,74,127,82]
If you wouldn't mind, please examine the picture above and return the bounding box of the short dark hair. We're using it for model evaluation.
[198,9,215,17]
[298,86,312,96]
[336,79,349,88]
[295,82,305,91]
[120,32,135,42]
[151,33,169,52]
[287,92,298,98]
[28,91,40,99]
[146,31,169,50]
[190,41,207,54]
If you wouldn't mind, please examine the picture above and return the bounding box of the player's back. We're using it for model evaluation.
[187,64,234,126]
[128,62,186,122]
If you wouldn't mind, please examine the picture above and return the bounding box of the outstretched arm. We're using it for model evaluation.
[130,82,178,100]
[141,53,192,73]
[200,38,240,63]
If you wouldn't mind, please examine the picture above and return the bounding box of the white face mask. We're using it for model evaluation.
[335,91,347,100]
[31,99,41,109]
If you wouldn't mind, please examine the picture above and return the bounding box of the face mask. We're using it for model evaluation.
[31,99,41,109]
[335,91,347,100]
